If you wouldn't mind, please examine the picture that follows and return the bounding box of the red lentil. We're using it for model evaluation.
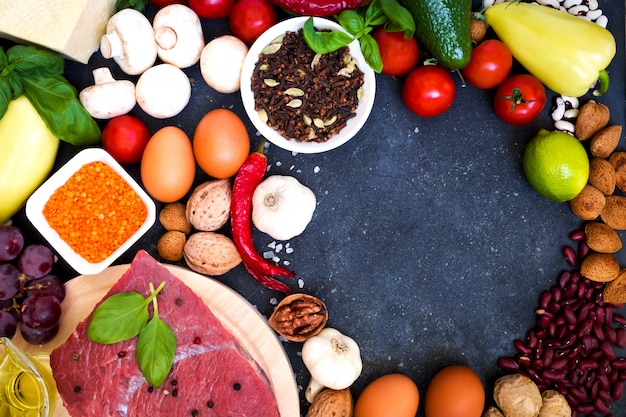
[43,161,147,263]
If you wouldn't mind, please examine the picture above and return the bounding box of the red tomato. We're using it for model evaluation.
[229,0,277,45]
[493,74,546,126]
[402,65,456,118]
[150,0,186,8]
[188,0,235,18]
[372,28,419,76]
[101,115,151,164]
[462,39,513,89]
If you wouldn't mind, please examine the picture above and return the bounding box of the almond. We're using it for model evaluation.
[600,195,626,230]
[186,179,232,232]
[580,252,620,282]
[590,125,622,158]
[609,152,626,193]
[588,158,616,195]
[159,202,192,234]
[603,269,626,304]
[183,231,242,276]
[585,221,622,253]
[568,184,606,221]
[575,101,610,141]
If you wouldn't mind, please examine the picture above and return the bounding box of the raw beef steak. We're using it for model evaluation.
[50,250,280,417]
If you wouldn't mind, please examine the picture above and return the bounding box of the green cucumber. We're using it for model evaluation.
[398,0,472,69]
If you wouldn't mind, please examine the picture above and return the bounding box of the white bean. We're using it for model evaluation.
[563,108,579,119]
[568,4,589,15]
[586,9,603,21]
[537,0,560,8]
[551,97,566,121]
[563,0,582,7]
[587,0,599,10]
[561,95,579,109]
[596,15,608,28]
[555,120,575,134]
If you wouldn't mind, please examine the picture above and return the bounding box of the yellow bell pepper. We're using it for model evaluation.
[485,2,616,98]
[0,96,59,224]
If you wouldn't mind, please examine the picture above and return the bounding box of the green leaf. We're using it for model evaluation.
[360,33,383,73]
[337,10,366,37]
[87,292,151,344]
[379,0,415,38]
[116,0,149,11]
[21,76,101,146]
[303,17,354,55]
[136,315,176,387]
[7,45,64,78]
[364,0,389,27]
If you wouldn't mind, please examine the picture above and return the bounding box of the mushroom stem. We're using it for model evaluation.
[155,26,178,50]
[100,32,123,59]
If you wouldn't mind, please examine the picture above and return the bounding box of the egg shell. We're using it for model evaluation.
[424,365,485,417]
[354,373,419,417]
[141,126,196,203]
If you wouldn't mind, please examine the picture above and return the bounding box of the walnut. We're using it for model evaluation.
[186,179,232,232]
[268,293,328,342]
[183,232,242,276]
[306,388,353,417]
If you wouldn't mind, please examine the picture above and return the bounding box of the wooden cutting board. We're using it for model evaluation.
[12,264,300,417]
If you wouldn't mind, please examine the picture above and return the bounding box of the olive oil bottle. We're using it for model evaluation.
[0,337,57,417]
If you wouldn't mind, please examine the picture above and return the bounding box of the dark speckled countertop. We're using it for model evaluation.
[4,1,626,416]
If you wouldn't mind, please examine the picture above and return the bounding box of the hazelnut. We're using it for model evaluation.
[157,230,186,262]
[159,202,192,234]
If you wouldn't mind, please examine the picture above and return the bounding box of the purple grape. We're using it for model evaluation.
[18,244,55,278]
[0,263,20,300]
[26,274,66,303]
[21,294,61,331]
[19,322,58,345]
[0,225,24,261]
[0,310,17,338]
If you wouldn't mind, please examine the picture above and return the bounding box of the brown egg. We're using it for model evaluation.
[354,373,420,417]
[425,365,485,417]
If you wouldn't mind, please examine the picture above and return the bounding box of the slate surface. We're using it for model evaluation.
[5,1,626,416]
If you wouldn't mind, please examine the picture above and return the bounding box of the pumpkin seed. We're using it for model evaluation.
[286,99,303,108]
[263,79,279,87]
[285,87,305,97]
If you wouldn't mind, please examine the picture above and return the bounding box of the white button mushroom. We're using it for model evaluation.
[200,35,249,94]
[153,4,205,69]
[100,9,158,75]
[135,63,191,119]
[79,67,136,119]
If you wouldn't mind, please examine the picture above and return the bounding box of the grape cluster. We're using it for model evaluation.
[0,225,65,345]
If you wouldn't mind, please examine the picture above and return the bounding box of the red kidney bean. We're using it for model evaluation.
[593,323,606,341]
[532,358,543,371]
[518,355,532,368]
[594,397,611,415]
[527,330,538,349]
[570,229,586,241]
[551,286,562,302]
[572,271,582,283]
[514,339,532,355]
[559,270,572,288]
[577,282,588,299]
[541,368,567,382]
[563,245,578,266]
[616,328,626,348]
[598,388,613,403]
[579,359,599,371]
[578,302,593,322]
[598,373,611,391]
[564,304,577,326]
[578,240,590,259]
[601,341,616,360]
[550,356,570,370]
[605,305,614,323]
[497,357,520,371]
[542,346,554,367]
[577,318,594,337]
[612,358,626,370]
[539,290,552,309]
[577,403,595,414]
[613,313,626,326]
[538,314,551,329]
[605,325,617,344]
[612,381,624,400]
[596,304,606,324]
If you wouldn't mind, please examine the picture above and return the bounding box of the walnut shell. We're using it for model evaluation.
[600,195,626,230]
[568,184,605,221]
[575,101,610,141]
[588,158,616,196]
[159,202,192,234]
[306,388,353,417]
[590,125,622,158]
[268,293,328,342]
[580,252,620,282]
[585,221,622,253]
[183,232,242,276]
[186,179,232,232]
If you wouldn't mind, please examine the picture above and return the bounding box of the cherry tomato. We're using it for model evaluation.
[150,0,186,8]
[101,115,151,165]
[188,0,236,18]
[402,65,456,118]
[462,39,513,89]
[229,0,278,45]
[372,28,419,76]
[493,74,546,126]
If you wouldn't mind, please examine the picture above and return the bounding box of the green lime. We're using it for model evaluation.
[522,129,589,202]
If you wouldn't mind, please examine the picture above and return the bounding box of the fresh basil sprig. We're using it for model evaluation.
[115,0,149,12]
[87,281,177,387]
[302,0,415,73]
[0,45,100,146]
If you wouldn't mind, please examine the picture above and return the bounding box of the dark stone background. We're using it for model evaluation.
[4,1,626,415]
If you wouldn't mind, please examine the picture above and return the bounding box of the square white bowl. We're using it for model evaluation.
[25,148,156,276]
[240,16,376,154]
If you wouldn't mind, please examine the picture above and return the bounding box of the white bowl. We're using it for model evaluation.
[25,148,156,276]
[240,16,376,154]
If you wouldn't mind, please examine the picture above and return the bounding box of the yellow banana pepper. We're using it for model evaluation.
[0,96,59,224]
[485,2,616,97]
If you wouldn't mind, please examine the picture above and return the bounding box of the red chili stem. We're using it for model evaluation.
[230,142,295,293]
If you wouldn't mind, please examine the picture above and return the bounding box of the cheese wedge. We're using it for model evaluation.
[0,0,117,64]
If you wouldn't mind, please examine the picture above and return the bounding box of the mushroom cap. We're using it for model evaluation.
[136,64,191,119]
[200,35,248,94]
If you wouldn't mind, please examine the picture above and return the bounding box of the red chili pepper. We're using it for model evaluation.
[269,0,364,17]
[231,141,295,293]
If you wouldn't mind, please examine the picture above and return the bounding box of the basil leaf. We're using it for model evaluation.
[359,33,383,74]
[303,17,354,55]
[337,10,366,37]
[365,0,389,27]
[0,81,10,117]
[87,292,150,344]
[379,0,415,38]
[116,0,149,11]
[21,76,101,146]
[7,45,64,78]
[136,316,176,387]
